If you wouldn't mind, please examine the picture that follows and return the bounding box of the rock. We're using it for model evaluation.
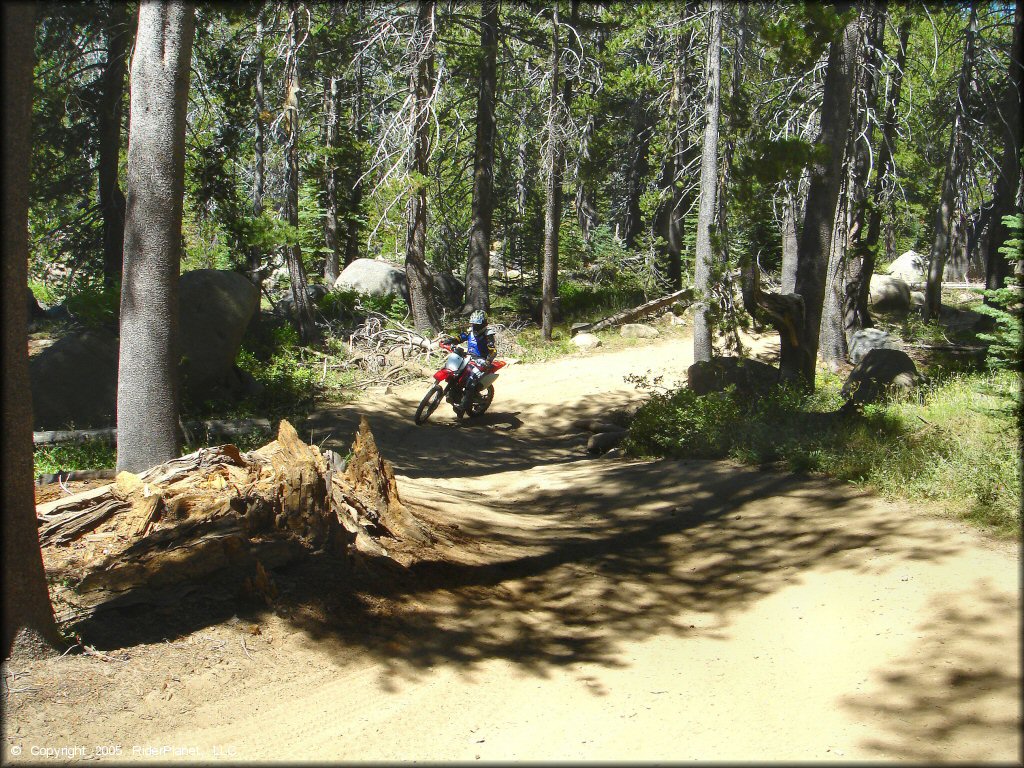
[658,311,685,326]
[431,271,465,308]
[178,270,261,402]
[886,250,926,284]
[601,447,624,459]
[869,274,911,313]
[848,328,899,364]
[686,356,779,398]
[620,323,660,339]
[587,431,626,454]
[332,258,463,309]
[910,290,925,308]
[571,418,626,433]
[29,329,119,429]
[572,332,602,350]
[27,287,46,322]
[841,348,923,408]
[334,258,409,301]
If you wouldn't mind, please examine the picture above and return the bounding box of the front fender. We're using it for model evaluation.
[433,369,450,382]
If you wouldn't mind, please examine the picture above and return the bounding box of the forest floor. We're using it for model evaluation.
[5,329,1020,763]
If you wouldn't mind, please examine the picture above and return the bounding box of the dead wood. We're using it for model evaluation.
[573,288,695,334]
[37,418,440,624]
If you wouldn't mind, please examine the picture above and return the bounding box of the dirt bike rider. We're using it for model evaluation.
[446,309,496,416]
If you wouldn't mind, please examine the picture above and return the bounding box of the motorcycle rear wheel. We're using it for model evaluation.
[467,385,494,418]
[414,384,444,424]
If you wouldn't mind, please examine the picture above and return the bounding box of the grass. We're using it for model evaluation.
[34,440,117,476]
[623,368,1021,538]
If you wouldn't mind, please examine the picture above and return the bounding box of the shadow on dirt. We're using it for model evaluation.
[840,589,1020,761]
[71,383,982,748]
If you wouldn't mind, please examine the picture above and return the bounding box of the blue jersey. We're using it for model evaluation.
[459,328,495,360]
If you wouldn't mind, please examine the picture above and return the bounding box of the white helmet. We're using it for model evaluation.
[469,310,487,328]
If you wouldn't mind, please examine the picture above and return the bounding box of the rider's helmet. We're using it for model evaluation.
[469,309,487,331]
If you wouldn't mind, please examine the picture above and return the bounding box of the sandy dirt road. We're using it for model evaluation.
[4,332,1019,763]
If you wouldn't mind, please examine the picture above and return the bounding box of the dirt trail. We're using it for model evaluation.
[4,332,1019,763]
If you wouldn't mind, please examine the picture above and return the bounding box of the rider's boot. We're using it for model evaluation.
[459,379,477,416]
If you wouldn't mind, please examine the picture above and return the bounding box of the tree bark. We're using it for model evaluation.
[405,0,441,333]
[821,3,883,367]
[791,11,861,386]
[343,2,366,268]
[98,0,132,289]
[117,1,196,474]
[3,2,61,659]
[984,0,1023,292]
[655,3,701,292]
[924,3,978,321]
[541,4,564,341]
[323,64,341,286]
[282,2,318,344]
[692,0,723,364]
[780,186,799,293]
[464,0,499,314]
[248,15,267,291]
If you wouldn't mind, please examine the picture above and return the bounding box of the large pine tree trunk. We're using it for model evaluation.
[248,15,267,291]
[692,0,723,364]
[924,3,978,321]
[541,5,564,342]
[791,13,860,386]
[820,4,882,368]
[282,2,318,344]
[98,0,132,289]
[984,0,1023,292]
[464,0,498,314]
[406,0,441,333]
[3,2,61,658]
[117,2,196,473]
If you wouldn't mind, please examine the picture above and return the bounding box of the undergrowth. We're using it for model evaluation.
[624,369,1021,537]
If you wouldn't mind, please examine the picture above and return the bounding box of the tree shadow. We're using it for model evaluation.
[841,589,1020,761]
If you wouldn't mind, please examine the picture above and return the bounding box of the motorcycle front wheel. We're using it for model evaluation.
[467,385,494,418]
[414,384,444,424]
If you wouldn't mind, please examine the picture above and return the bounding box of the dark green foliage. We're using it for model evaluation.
[973,215,1023,370]
[34,440,117,476]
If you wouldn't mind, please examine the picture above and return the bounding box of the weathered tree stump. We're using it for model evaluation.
[37,418,436,624]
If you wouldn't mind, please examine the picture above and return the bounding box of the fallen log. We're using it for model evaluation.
[572,288,695,334]
[33,418,273,446]
[38,417,438,625]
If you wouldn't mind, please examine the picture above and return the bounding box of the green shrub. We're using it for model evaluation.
[34,440,116,475]
[65,283,120,328]
[623,368,1021,537]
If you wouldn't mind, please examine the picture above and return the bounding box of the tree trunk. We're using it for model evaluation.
[857,14,910,326]
[541,5,564,342]
[323,65,341,286]
[3,2,61,659]
[791,12,861,386]
[464,0,498,314]
[249,15,267,292]
[623,98,654,249]
[984,0,1023,292]
[98,0,131,289]
[282,2,318,344]
[655,4,700,292]
[780,186,799,293]
[924,3,978,322]
[405,0,441,334]
[117,2,196,474]
[38,420,437,625]
[821,4,883,368]
[692,0,723,364]
[343,2,366,268]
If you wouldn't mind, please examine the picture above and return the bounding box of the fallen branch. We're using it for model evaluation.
[573,288,695,334]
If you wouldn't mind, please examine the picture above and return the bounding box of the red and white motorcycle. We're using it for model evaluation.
[414,340,507,424]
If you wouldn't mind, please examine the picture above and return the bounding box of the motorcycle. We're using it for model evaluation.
[414,339,507,424]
